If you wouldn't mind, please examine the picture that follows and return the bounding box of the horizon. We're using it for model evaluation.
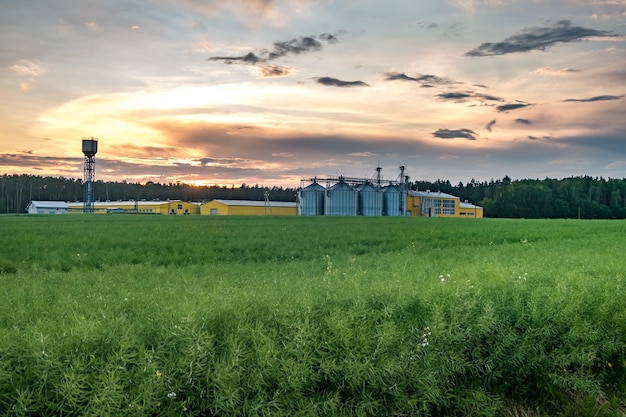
[1,1,625,188]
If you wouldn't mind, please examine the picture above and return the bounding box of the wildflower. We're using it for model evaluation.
[167,392,177,399]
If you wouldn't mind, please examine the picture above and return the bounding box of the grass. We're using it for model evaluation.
[0,215,624,416]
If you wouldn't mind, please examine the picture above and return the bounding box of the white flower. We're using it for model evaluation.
[167,392,177,399]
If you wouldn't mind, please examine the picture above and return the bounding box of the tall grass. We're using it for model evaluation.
[0,215,624,416]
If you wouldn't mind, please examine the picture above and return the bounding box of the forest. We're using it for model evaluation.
[2,173,626,218]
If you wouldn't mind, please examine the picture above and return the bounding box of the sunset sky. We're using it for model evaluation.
[1,0,625,188]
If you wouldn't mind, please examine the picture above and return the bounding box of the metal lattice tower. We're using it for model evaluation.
[82,138,98,213]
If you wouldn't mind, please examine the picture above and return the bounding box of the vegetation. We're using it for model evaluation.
[4,173,626,218]
[1,215,624,416]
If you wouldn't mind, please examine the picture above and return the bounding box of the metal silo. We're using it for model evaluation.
[325,178,358,216]
[382,185,402,216]
[356,182,382,216]
[298,182,325,215]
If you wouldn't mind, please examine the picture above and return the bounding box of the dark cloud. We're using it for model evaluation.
[319,32,341,44]
[208,52,264,65]
[315,77,369,87]
[436,91,504,103]
[516,118,532,125]
[437,92,472,101]
[485,119,496,132]
[268,36,322,59]
[385,72,457,87]
[433,128,477,140]
[497,103,531,112]
[418,22,439,29]
[209,33,340,65]
[474,93,504,102]
[465,20,614,57]
[208,33,341,78]
[563,95,623,102]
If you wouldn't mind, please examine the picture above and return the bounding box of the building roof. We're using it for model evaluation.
[28,201,69,209]
[408,190,459,199]
[459,201,481,209]
[210,199,297,208]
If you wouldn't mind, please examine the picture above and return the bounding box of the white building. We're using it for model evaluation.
[26,201,69,214]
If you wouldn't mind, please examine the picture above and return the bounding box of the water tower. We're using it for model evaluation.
[82,137,98,213]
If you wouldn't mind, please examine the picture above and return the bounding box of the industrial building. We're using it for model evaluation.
[27,200,199,215]
[200,199,297,216]
[406,190,483,218]
[298,168,483,218]
[27,201,69,214]
[75,200,199,214]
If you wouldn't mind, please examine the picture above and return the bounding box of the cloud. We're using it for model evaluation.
[268,36,323,59]
[385,72,458,87]
[516,118,532,125]
[259,65,292,77]
[436,91,504,103]
[465,20,614,57]
[84,21,102,33]
[19,82,33,92]
[271,153,295,158]
[534,67,581,75]
[437,92,473,101]
[496,103,531,112]
[208,33,340,77]
[315,77,369,87]
[11,59,48,76]
[485,119,496,131]
[208,51,265,65]
[348,152,377,157]
[418,22,439,29]
[209,33,340,65]
[433,128,477,140]
[563,95,623,102]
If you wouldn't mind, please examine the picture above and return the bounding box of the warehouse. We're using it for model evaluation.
[406,190,483,218]
[26,200,199,215]
[70,200,200,214]
[27,201,69,214]
[200,199,297,216]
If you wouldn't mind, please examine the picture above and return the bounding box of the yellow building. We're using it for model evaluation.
[67,200,200,215]
[200,199,297,216]
[406,191,483,218]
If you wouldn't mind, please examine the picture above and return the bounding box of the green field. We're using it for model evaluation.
[1,215,625,416]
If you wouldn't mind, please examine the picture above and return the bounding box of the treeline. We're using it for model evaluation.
[413,175,626,219]
[0,174,297,214]
[3,173,626,218]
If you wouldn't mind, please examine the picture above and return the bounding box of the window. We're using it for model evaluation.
[177,204,183,210]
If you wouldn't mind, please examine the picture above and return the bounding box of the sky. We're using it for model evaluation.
[1,0,625,188]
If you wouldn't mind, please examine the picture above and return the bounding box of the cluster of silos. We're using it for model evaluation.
[298,179,405,216]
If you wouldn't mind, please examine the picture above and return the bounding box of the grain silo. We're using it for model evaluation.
[298,181,325,215]
[356,182,383,216]
[382,185,403,216]
[325,178,358,216]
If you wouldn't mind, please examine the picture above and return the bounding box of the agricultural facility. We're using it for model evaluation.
[298,169,483,218]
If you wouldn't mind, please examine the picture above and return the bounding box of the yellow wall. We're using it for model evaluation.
[68,201,199,215]
[200,201,297,216]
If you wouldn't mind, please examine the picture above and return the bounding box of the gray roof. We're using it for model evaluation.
[459,201,481,209]
[29,201,69,209]
[408,190,458,199]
